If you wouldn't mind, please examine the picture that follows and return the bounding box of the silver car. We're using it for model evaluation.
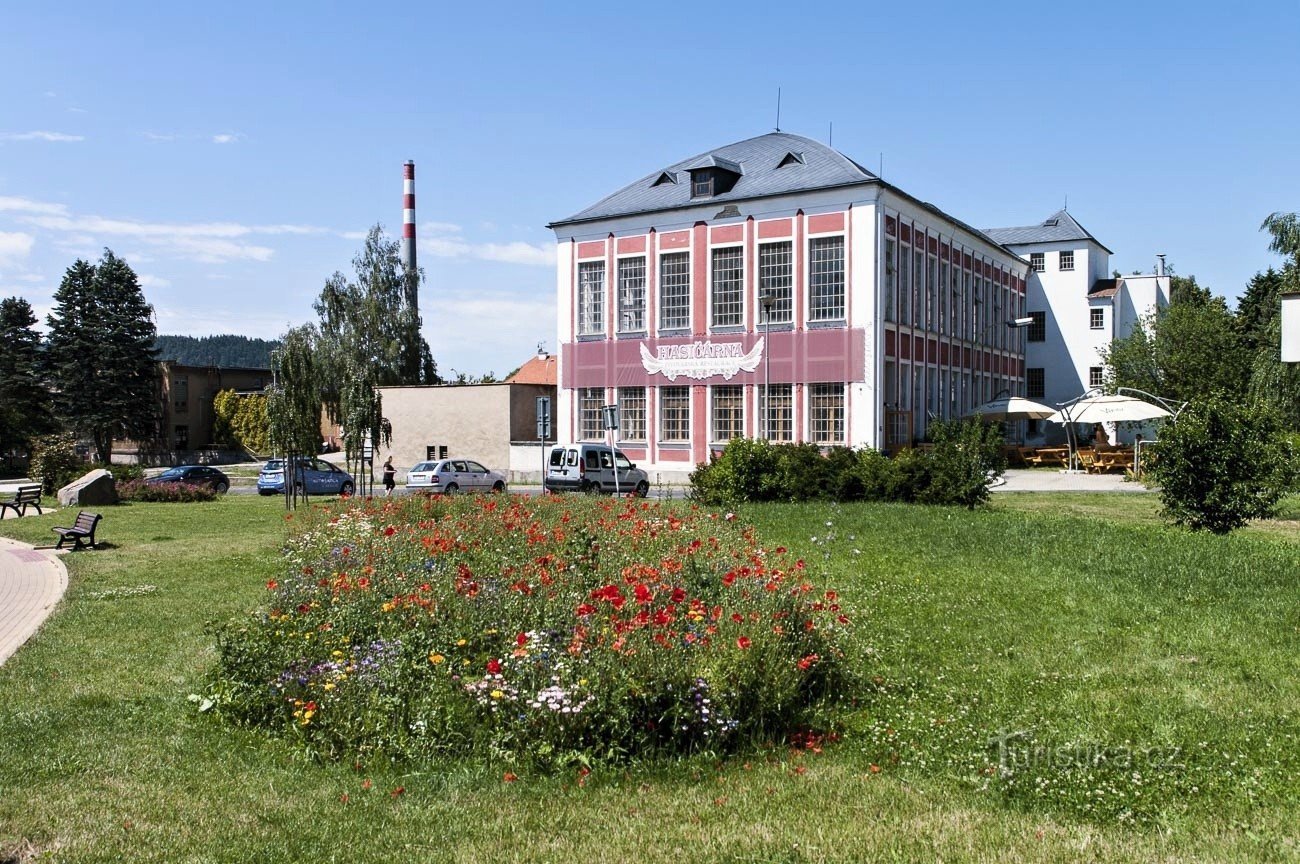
[405,459,507,494]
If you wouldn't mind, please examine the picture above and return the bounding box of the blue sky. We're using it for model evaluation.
[2,1,1297,376]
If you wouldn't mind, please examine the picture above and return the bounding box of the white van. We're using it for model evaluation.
[544,444,649,497]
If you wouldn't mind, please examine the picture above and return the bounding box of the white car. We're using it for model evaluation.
[405,459,507,494]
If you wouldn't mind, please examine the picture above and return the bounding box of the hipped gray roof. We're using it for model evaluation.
[983,209,1114,254]
[550,132,878,227]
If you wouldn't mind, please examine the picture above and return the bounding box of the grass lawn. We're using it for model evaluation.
[1,492,1297,862]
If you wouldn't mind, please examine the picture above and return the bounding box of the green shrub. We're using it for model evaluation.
[118,479,218,502]
[29,432,84,493]
[208,495,857,765]
[97,462,145,483]
[688,438,783,504]
[1149,398,1293,534]
[919,419,1006,509]
[774,442,835,502]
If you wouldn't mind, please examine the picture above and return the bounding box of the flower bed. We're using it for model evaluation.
[118,479,217,502]
[209,495,856,765]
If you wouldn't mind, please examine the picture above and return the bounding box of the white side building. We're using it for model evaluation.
[985,210,1170,442]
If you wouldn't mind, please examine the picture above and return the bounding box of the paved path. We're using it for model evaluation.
[0,535,68,667]
[992,468,1155,493]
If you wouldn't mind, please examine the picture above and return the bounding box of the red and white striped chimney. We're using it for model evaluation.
[401,160,416,273]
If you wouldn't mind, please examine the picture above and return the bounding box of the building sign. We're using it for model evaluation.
[639,338,764,381]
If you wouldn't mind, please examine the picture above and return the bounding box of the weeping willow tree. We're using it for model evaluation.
[337,357,391,496]
[267,325,323,509]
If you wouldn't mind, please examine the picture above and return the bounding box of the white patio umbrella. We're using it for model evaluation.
[1045,394,1172,425]
[966,395,1057,421]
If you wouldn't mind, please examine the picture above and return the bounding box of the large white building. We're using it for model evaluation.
[549,132,1164,477]
[985,210,1170,441]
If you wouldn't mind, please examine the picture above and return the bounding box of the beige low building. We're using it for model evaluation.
[377,380,556,484]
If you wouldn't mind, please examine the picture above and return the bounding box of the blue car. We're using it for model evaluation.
[257,458,355,496]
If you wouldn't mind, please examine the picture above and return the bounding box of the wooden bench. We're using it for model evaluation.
[0,484,43,518]
[52,511,102,550]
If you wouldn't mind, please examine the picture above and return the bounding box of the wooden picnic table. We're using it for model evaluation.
[1023,447,1069,468]
[1090,449,1135,473]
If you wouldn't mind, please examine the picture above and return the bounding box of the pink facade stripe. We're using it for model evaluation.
[807,212,844,234]
[758,218,792,239]
[577,241,605,259]
[617,235,646,254]
[711,224,742,244]
[660,230,690,249]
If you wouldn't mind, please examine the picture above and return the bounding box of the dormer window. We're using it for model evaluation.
[652,171,677,187]
[692,169,716,198]
[684,155,742,199]
[776,151,805,168]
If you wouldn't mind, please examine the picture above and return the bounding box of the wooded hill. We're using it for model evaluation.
[154,334,279,368]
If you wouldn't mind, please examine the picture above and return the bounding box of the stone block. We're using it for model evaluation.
[58,469,119,507]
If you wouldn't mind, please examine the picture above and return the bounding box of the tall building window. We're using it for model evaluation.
[912,249,924,326]
[1027,310,1046,342]
[173,377,189,413]
[711,385,744,442]
[760,384,793,441]
[757,241,793,324]
[939,260,950,335]
[659,252,690,331]
[898,247,911,323]
[1030,252,1045,272]
[809,383,845,444]
[884,239,896,322]
[1026,368,1045,399]
[1090,307,1104,330]
[1089,366,1104,388]
[578,388,604,440]
[925,254,936,331]
[1059,250,1075,271]
[711,247,744,327]
[660,387,690,442]
[809,236,845,321]
[617,257,646,333]
[577,261,605,336]
[618,387,646,442]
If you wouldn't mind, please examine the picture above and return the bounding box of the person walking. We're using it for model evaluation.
[382,457,396,497]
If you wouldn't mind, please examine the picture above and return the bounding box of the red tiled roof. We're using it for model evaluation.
[1089,279,1119,298]
[506,354,556,385]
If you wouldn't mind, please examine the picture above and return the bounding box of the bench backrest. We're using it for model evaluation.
[75,511,101,531]
[15,485,42,503]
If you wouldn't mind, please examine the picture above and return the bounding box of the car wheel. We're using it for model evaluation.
[634,481,649,498]
[214,480,229,494]
[492,481,505,493]
[445,482,459,494]
[341,481,355,496]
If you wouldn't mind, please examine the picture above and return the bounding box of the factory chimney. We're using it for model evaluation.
[401,160,417,309]
[1156,253,1167,278]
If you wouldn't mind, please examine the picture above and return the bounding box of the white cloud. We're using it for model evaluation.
[143,131,179,141]
[212,133,243,144]
[137,274,172,289]
[430,288,555,373]
[0,231,35,264]
[0,131,84,142]
[423,235,553,268]
[0,196,68,216]
[420,221,463,234]
[339,230,369,241]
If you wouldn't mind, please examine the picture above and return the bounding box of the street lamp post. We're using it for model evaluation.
[759,290,776,441]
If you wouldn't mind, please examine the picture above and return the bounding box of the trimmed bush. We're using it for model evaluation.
[689,425,1005,508]
[1149,398,1293,534]
[118,479,218,502]
[207,495,856,766]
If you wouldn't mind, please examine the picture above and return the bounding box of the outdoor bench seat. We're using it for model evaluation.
[52,511,102,550]
[0,484,43,518]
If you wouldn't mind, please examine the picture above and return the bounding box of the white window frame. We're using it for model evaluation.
[659,387,691,443]
[616,255,646,333]
[1090,307,1105,330]
[710,385,744,443]
[1059,250,1075,271]
[1030,252,1045,273]
[808,235,846,323]
[710,245,744,328]
[658,251,691,332]
[577,261,606,336]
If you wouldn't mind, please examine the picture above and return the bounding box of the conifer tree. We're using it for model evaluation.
[0,296,54,457]
[45,250,158,463]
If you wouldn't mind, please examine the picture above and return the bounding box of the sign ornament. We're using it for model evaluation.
[639,338,764,381]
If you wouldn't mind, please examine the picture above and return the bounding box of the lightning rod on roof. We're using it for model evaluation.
[828,121,832,147]
[775,87,781,132]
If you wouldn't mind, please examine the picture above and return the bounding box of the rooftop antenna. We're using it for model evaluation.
[1063,194,1068,211]
[879,152,883,178]
[774,87,781,132]
[828,121,833,147]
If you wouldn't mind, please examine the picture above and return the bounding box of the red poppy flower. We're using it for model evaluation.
[503,772,518,783]
[486,658,501,675]
[516,632,528,647]
[736,636,752,650]
[266,580,278,590]
[575,603,596,617]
